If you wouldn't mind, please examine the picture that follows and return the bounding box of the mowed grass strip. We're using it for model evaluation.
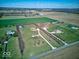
[7,37,21,59]
[0,17,57,25]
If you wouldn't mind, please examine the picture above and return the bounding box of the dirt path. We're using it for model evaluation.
[16,25,25,56]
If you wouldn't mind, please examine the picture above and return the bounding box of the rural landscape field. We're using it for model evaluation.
[0,10,79,59]
[0,0,79,59]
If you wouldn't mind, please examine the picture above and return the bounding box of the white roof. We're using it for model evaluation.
[51,30,63,34]
[19,26,22,28]
[4,41,8,44]
[7,31,15,35]
[71,27,79,29]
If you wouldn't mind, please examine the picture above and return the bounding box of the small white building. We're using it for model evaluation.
[51,30,63,34]
[71,26,79,30]
[4,41,8,44]
[6,30,15,35]
[19,25,23,29]
[39,13,44,16]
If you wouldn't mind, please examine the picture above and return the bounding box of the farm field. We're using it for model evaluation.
[20,24,51,59]
[0,16,79,59]
[40,11,79,25]
[47,23,79,43]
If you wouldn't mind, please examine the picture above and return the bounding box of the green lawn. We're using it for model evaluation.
[0,26,21,59]
[58,25,79,43]
[0,17,57,25]
[0,17,58,59]
[0,16,79,59]
[7,37,21,59]
[47,23,79,43]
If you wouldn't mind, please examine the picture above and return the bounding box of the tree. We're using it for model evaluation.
[0,13,3,18]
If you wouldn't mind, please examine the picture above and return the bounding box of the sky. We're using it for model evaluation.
[0,0,79,8]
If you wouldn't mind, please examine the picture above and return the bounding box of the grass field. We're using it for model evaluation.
[39,30,61,47]
[7,37,21,59]
[39,41,79,59]
[0,17,58,59]
[47,23,79,43]
[0,26,21,59]
[41,11,79,25]
[20,24,51,59]
[0,17,57,25]
[0,16,79,59]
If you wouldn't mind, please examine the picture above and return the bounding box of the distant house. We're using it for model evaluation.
[51,30,63,34]
[6,30,15,36]
[19,25,23,29]
[71,26,79,29]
